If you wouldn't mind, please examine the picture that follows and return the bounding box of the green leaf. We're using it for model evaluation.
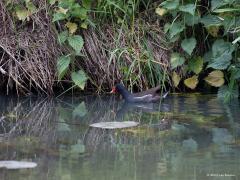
[73,102,87,118]
[58,31,68,44]
[200,15,222,27]
[212,39,234,57]
[179,4,195,15]
[204,70,225,87]
[52,13,67,22]
[15,8,29,21]
[57,56,71,80]
[26,1,37,13]
[170,53,185,69]
[181,37,196,55]
[71,6,87,20]
[58,0,75,8]
[211,0,228,11]
[203,51,213,62]
[67,35,84,54]
[169,21,185,39]
[172,71,181,87]
[218,85,239,102]
[71,70,88,90]
[82,0,92,9]
[230,67,240,80]
[184,14,199,26]
[164,23,171,33]
[188,57,203,74]
[160,0,179,10]
[207,39,235,70]
[207,53,232,69]
[65,22,78,34]
[48,0,57,5]
[184,75,198,89]
[213,8,240,13]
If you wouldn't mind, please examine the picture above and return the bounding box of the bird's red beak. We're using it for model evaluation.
[110,87,117,94]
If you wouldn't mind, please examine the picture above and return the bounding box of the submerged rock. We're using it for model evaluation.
[90,121,139,129]
[0,161,37,169]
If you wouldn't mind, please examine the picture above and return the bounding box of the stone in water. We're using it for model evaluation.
[90,121,139,129]
[0,161,37,169]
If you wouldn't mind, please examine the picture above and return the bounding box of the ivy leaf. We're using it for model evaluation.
[172,71,181,87]
[184,75,198,89]
[52,13,67,22]
[170,53,185,69]
[57,56,71,80]
[188,57,203,74]
[71,70,88,90]
[169,21,185,39]
[204,70,225,87]
[66,22,78,34]
[58,31,68,44]
[179,4,195,15]
[68,35,84,54]
[160,0,179,10]
[181,37,196,55]
[155,8,167,16]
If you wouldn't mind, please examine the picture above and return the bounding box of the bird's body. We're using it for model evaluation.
[111,84,168,103]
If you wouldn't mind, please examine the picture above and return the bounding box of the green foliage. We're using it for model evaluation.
[158,0,240,101]
[67,35,84,54]
[179,4,195,15]
[181,37,196,55]
[57,56,71,80]
[51,0,90,90]
[170,53,185,69]
[207,39,235,70]
[168,21,185,39]
[188,57,203,74]
[71,70,88,90]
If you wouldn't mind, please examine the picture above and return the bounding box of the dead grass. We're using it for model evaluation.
[80,21,170,92]
[0,0,61,95]
[0,0,171,95]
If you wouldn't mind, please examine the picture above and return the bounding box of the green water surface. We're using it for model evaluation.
[0,94,239,180]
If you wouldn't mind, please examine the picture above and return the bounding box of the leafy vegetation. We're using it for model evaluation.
[0,0,239,100]
[158,0,240,101]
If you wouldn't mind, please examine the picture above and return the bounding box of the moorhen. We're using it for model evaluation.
[110,84,168,103]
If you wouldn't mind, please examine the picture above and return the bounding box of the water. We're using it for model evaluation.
[0,94,239,180]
